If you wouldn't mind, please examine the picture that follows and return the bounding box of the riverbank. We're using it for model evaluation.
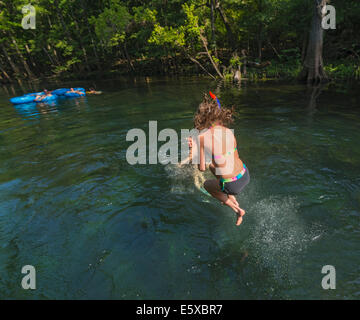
[2,57,359,85]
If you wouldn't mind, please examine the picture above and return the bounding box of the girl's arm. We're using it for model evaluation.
[198,135,206,172]
[179,137,195,166]
[179,135,205,171]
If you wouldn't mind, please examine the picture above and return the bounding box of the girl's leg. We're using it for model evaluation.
[209,163,217,176]
[204,179,245,225]
[209,163,239,207]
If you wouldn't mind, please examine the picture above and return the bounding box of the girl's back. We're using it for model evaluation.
[202,125,243,178]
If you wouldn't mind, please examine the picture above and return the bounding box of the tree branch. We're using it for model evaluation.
[186,53,217,79]
[199,31,223,78]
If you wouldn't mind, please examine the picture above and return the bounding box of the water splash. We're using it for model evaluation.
[247,196,321,285]
[165,163,209,195]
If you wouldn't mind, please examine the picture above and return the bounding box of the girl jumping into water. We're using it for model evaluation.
[186,92,250,226]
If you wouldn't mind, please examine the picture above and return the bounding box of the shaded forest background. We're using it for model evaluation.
[1,0,360,84]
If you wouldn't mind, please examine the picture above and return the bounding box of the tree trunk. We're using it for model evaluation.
[71,15,91,72]
[299,0,328,85]
[54,1,81,73]
[216,1,236,50]
[50,44,61,66]
[43,46,55,67]
[1,44,21,76]
[46,16,61,66]
[301,31,308,63]
[234,69,241,82]
[11,36,34,78]
[210,0,217,57]
[199,32,223,78]
[80,0,102,70]
[0,64,12,82]
[123,41,135,72]
[25,44,37,69]
[257,37,262,62]
[241,49,247,76]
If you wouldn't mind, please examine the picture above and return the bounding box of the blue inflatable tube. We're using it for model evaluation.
[72,87,85,92]
[34,94,58,103]
[11,87,87,104]
[10,95,35,105]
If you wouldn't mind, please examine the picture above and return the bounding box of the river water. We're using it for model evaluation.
[0,78,359,299]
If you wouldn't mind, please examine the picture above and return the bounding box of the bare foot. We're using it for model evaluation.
[236,209,246,226]
[236,215,243,226]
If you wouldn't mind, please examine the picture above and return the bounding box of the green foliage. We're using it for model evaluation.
[224,72,234,81]
[182,3,202,39]
[229,56,243,68]
[91,1,131,47]
[55,41,73,56]
[149,3,203,51]
[212,56,221,66]
[355,66,360,80]
[149,24,185,47]
[54,57,81,74]
[264,60,302,79]
[324,62,359,80]
[0,0,359,81]
[133,7,157,24]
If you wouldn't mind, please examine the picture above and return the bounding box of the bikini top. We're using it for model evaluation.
[209,124,237,160]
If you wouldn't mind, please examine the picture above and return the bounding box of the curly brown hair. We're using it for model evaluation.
[193,93,235,130]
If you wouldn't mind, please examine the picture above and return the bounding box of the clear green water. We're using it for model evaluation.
[0,78,359,299]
